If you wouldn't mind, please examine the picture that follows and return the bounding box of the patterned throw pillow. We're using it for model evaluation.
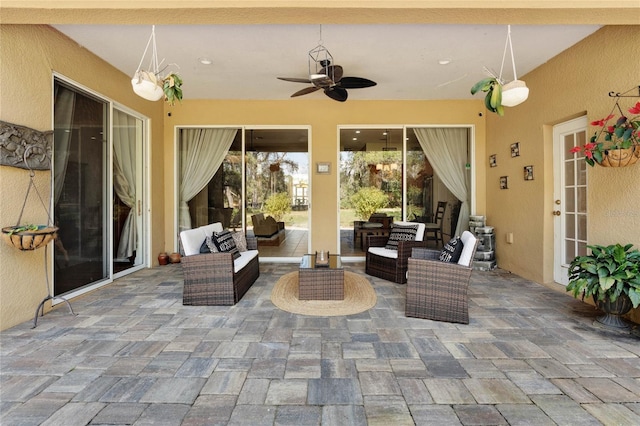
[385,223,419,250]
[232,232,248,252]
[212,230,240,259]
[205,235,218,253]
[439,237,463,263]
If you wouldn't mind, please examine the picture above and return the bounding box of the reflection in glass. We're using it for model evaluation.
[565,240,576,265]
[565,188,575,213]
[577,186,587,214]
[564,160,575,186]
[565,213,575,239]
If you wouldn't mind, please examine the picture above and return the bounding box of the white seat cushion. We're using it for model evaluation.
[368,246,398,259]
[201,222,224,237]
[234,250,258,273]
[458,230,477,267]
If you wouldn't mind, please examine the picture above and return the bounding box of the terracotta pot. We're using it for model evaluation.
[158,252,169,265]
[169,252,181,263]
[599,147,639,167]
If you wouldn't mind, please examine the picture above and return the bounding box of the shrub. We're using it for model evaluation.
[350,187,388,220]
[264,192,291,222]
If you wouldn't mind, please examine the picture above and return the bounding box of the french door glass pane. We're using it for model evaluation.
[54,81,108,295]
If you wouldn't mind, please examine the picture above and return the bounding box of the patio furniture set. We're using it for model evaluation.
[179,219,478,324]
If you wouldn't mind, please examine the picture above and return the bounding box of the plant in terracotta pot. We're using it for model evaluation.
[566,243,640,328]
[570,101,640,167]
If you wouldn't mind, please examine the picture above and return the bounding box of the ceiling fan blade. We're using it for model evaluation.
[324,87,348,102]
[320,65,343,82]
[338,77,377,89]
[278,77,312,83]
[291,86,321,97]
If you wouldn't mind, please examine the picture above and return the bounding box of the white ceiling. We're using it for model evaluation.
[53,24,601,102]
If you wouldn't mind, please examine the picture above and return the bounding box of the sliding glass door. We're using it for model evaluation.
[53,78,147,296]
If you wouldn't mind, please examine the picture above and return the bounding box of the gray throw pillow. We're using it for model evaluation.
[232,232,248,252]
[205,235,218,253]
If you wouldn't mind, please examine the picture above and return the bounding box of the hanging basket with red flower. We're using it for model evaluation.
[570,100,640,167]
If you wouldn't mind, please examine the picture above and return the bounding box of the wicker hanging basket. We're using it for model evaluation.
[2,225,59,251]
[599,146,640,168]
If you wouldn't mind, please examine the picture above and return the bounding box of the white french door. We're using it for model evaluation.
[553,116,588,285]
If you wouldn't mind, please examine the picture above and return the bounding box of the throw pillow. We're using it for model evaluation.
[213,230,240,259]
[232,232,248,252]
[385,223,419,250]
[205,235,218,253]
[439,237,463,263]
[199,238,210,254]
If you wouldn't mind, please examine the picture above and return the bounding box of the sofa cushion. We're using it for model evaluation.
[200,238,211,254]
[180,227,207,256]
[458,231,477,267]
[394,221,426,241]
[205,235,218,253]
[213,230,241,260]
[439,236,463,263]
[232,232,248,252]
[234,250,259,273]
[385,223,420,250]
[201,222,224,237]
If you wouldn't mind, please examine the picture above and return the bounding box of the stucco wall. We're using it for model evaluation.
[0,25,165,330]
[485,25,640,323]
[163,99,488,254]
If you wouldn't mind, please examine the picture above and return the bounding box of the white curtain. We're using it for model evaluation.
[53,85,76,203]
[413,128,470,237]
[179,128,237,231]
[113,110,139,260]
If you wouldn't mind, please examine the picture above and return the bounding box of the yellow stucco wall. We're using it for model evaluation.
[163,100,487,253]
[485,25,640,323]
[0,25,166,330]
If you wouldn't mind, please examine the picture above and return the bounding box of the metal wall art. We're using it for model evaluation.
[0,121,52,170]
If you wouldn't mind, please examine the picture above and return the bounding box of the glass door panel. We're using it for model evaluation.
[54,80,109,295]
[113,109,144,274]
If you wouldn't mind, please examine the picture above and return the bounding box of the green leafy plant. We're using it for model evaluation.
[470,77,504,116]
[350,187,388,221]
[570,101,640,166]
[6,224,39,235]
[263,192,291,222]
[162,72,183,106]
[566,243,640,309]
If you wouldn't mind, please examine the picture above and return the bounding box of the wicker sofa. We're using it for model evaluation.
[365,221,427,284]
[251,213,284,237]
[179,222,259,305]
[405,231,479,323]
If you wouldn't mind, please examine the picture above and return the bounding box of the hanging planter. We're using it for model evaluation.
[599,146,639,168]
[470,25,529,116]
[131,26,183,105]
[2,225,58,251]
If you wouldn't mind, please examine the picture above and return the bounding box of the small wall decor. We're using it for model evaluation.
[316,162,331,174]
[0,121,52,170]
[489,154,497,167]
[510,142,520,157]
[500,176,509,189]
[524,165,534,180]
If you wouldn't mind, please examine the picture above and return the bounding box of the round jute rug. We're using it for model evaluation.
[271,271,377,316]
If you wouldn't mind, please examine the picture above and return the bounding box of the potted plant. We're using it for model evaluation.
[470,76,504,116]
[569,101,640,167]
[131,71,183,105]
[2,224,59,251]
[566,243,640,328]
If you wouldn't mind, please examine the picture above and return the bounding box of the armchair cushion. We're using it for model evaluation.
[458,231,477,267]
[439,236,463,263]
[212,230,241,260]
[385,223,420,250]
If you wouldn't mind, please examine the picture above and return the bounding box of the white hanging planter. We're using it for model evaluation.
[131,70,164,101]
[131,26,183,104]
[501,79,529,107]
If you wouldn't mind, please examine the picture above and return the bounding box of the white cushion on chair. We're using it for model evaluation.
[201,222,224,237]
[394,221,426,241]
[180,227,208,256]
[458,231,477,267]
[368,246,398,259]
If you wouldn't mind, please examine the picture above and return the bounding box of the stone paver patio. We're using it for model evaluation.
[1,262,639,425]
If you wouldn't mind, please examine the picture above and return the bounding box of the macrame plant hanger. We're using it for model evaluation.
[12,147,76,328]
[498,25,529,107]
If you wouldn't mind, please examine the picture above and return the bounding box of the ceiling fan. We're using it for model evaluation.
[278,59,377,102]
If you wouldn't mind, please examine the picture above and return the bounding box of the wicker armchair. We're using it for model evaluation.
[180,223,260,306]
[405,231,479,323]
[365,222,427,284]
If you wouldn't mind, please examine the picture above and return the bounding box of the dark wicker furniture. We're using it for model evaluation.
[180,224,260,306]
[298,254,344,300]
[405,232,479,324]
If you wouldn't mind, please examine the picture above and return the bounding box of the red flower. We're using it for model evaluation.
[569,146,582,153]
[628,101,640,115]
[590,114,615,127]
[583,143,596,151]
[585,150,593,159]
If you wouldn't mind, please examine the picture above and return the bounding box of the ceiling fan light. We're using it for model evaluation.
[501,79,529,107]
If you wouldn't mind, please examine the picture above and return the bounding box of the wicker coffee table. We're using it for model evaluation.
[298,254,344,300]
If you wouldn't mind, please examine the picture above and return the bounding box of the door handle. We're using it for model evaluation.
[553,210,561,216]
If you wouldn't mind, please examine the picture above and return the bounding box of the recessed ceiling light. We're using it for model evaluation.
[355,130,360,134]
[198,57,213,65]
[438,59,451,65]
[352,137,358,141]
